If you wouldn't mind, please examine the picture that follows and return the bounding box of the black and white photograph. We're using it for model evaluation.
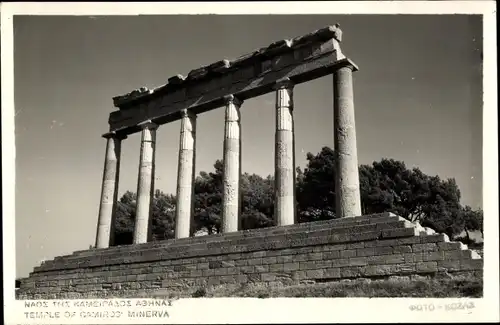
[2,1,498,324]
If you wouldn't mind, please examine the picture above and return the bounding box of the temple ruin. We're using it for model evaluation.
[16,25,482,299]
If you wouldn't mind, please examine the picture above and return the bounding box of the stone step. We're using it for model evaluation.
[68,213,405,259]
[36,225,421,273]
[60,216,411,263]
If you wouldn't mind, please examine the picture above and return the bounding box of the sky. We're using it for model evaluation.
[13,14,482,278]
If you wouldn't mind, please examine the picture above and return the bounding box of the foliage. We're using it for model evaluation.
[113,190,175,246]
[113,146,483,245]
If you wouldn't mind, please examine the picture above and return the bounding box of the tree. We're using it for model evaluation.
[297,147,482,242]
[240,173,275,230]
[296,147,337,222]
[193,160,276,233]
[193,160,224,234]
[113,190,176,246]
[455,206,483,243]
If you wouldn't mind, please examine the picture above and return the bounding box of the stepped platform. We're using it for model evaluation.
[16,213,483,299]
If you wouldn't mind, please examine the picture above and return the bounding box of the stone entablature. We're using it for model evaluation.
[109,25,346,135]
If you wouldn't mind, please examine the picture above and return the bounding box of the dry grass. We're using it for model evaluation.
[183,274,483,298]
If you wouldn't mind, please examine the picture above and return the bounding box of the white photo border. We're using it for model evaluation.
[2,1,498,324]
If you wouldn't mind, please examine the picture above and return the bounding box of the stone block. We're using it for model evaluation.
[443,249,465,260]
[235,259,248,266]
[324,268,341,278]
[283,262,300,271]
[269,264,284,272]
[240,266,256,274]
[460,259,483,271]
[361,265,392,276]
[349,231,380,242]
[382,228,418,239]
[340,249,356,258]
[220,275,237,284]
[438,242,466,251]
[252,251,267,258]
[340,266,361,278]
[247,258,263,266]
[299,261,317,270]
[421,234,448,243]
[261,273,276,282]
[374,246,394,255]
[412,243,438,252]
[254,265,269,273]
[324,250,341,259]
[190,270,203,277]
[347,242,365,249]
[357,247,376,257]
[348,257,368,266]
[394,263,416,274]
[306,269,325,279]
[292,270,307,280]
[437,260,461,271]
[398,236,421,245]
[236,274,249,283]
[306,252,323,260]
[393,245,412,254]
[326,244,347,251]
[373,239,399,247]
[416,261,438,273]
[422,251,445,262]
[277,255,295,263]
[404,252,424,263]
[214,268,228,276]
[330,258,351,268]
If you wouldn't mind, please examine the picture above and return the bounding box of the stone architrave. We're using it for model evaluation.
[133,120,159,244]
[175,109,197,239]
[274,78,296,226]
[333,61,362,218]
[222,95,243,233]
[95,132,126,248]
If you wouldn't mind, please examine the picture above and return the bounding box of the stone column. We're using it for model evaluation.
[222,95,243,233]
[175,109,197,239]
[274,78,296,226]
[95,132,126,249]
[333,61,362,218]
[133,120,158,244]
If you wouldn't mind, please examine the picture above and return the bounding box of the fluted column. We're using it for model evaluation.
[95,132,126,248]
[334,61,362,218]
[222,94,243,233]
[175,109,197,239]
[274,78,296,226]
[133,120,158,244]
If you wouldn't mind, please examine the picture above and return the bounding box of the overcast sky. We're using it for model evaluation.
[14,14,482,278]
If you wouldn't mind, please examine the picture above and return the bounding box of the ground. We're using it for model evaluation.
[128,273,483,299]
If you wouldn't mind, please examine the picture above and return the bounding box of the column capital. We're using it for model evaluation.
[138,120,159,130]
[223,94,243,107]
[102,131,127,140]
[180,109,197,119]
[335,58,359,72]
[273,78,295,90]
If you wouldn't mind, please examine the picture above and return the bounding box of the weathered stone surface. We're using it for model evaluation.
[19,214,483,300]
[133,121,158,244]
[274,79,296,226]
[222,95,243,233]
[112,87,151,107]
[175,110,197,239]
[334,63,362,218]
[95,134,125,248]
[108,35,346,134]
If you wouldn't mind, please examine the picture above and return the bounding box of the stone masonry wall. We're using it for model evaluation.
[16,213,482,299]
